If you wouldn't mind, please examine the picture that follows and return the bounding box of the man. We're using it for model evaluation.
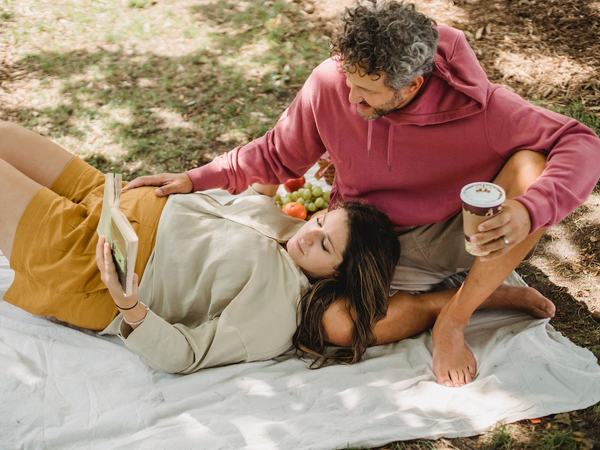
[125,1,600,386]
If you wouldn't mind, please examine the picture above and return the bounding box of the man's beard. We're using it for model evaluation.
[357,90,404,120]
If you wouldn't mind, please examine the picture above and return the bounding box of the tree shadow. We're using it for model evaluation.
[518,261,600,358]
[452,0,600,69]
[447,0,600,115]
[0,0,328,178]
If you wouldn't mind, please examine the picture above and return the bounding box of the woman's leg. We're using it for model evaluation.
[0,159,43,260]
[371,285,555,345]
[0,121,74,188]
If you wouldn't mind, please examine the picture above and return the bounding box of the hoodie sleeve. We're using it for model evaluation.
[484,87,600,232]
[185,66,329,194]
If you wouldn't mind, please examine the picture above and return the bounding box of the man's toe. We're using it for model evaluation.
[464,368,473,384]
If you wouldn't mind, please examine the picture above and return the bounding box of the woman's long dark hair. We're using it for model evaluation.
[292,202,400,368]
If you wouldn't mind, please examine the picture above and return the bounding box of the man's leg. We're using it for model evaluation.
[432,150,547,387]
[0,121,74,188]
[0,160,43,260]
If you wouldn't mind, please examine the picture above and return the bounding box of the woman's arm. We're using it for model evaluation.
[322,291,448,346]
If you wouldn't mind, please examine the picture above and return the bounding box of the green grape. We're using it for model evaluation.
[274,194,281,203]
[296,197,305,205]
[307,202,317,212]
[290,191,299,201]
[323,191,330,202]
[314,197,325,209]
[311,186,323,197]
[302,190,312,201]
[303,182,313,190]
[282,195,291,205]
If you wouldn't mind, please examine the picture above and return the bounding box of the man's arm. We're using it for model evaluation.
[485,88,600,234]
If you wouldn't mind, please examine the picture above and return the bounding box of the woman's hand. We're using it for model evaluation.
[96,235,139,308]
[123,172,193,197]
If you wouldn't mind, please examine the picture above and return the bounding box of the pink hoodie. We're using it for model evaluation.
[187,25,600,232]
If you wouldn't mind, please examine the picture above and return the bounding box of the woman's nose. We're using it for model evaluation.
[302,228,321,246]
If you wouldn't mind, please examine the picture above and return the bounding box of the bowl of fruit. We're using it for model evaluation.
[275,176,330,220]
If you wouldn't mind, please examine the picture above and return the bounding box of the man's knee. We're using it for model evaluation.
[495,149,547,198]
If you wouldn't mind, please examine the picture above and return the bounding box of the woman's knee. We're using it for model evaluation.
[0,120,18,140]
[0,121,24,156]
[494,150,547,198]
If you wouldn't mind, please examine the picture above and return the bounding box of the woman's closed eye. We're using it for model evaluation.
[316,217,329,252]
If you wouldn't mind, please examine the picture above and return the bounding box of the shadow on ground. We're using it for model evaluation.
[0,0,327,178]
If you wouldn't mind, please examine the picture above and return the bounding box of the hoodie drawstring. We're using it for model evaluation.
[367,120,394,171]
[367,121,373,158]
[387,125,394,172]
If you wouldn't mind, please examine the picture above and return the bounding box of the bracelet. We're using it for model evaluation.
[122,302,149,327]
[115,299,138,311]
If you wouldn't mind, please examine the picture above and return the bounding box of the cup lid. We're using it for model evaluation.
[460,182,506,207]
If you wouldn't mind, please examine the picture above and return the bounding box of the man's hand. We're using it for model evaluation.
[469,199,531,261]
[123,172,193,197]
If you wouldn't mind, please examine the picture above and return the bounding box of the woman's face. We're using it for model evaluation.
[286,209,349,278]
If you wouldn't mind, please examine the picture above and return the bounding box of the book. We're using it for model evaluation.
[97,173,138,296]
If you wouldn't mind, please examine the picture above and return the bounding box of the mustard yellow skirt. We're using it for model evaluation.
[4,157,167,330]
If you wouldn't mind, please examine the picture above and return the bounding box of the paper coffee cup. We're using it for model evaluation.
[460,182,506,256]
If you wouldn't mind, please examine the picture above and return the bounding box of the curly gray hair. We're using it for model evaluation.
[331,1,438,90]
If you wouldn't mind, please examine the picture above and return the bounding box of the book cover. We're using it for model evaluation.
[97,173,139,296]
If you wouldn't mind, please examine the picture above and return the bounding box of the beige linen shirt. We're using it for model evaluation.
[101,189,310,374]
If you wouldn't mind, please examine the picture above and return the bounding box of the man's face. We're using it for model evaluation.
[343,65,414,120]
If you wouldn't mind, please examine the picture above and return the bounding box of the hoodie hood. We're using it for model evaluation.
[366,25,492,170]
[377,24,491,127]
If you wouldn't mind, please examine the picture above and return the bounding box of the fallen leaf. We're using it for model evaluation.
[475,26,484,40]
[554,412,571,426]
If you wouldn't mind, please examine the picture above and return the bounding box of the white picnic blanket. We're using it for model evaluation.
[1,252,600,449]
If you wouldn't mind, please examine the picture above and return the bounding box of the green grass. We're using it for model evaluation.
[6,0,328,179]
[1,10,14,21]
[128,0,151,9]
[540,431,577,450]
[553,101,600,135]
[489,425,514,450]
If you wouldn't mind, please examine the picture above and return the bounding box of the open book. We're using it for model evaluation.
[97,173,138,296]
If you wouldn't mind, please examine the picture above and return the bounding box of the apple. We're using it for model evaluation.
[283,176,306,192]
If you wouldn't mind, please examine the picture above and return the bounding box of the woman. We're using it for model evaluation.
[0,121,399,374]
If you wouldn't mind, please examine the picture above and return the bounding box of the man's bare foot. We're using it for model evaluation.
[481,285,556,318]
[431,315,477,387]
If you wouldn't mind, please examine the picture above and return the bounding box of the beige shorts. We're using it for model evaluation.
[391,213,474,293]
